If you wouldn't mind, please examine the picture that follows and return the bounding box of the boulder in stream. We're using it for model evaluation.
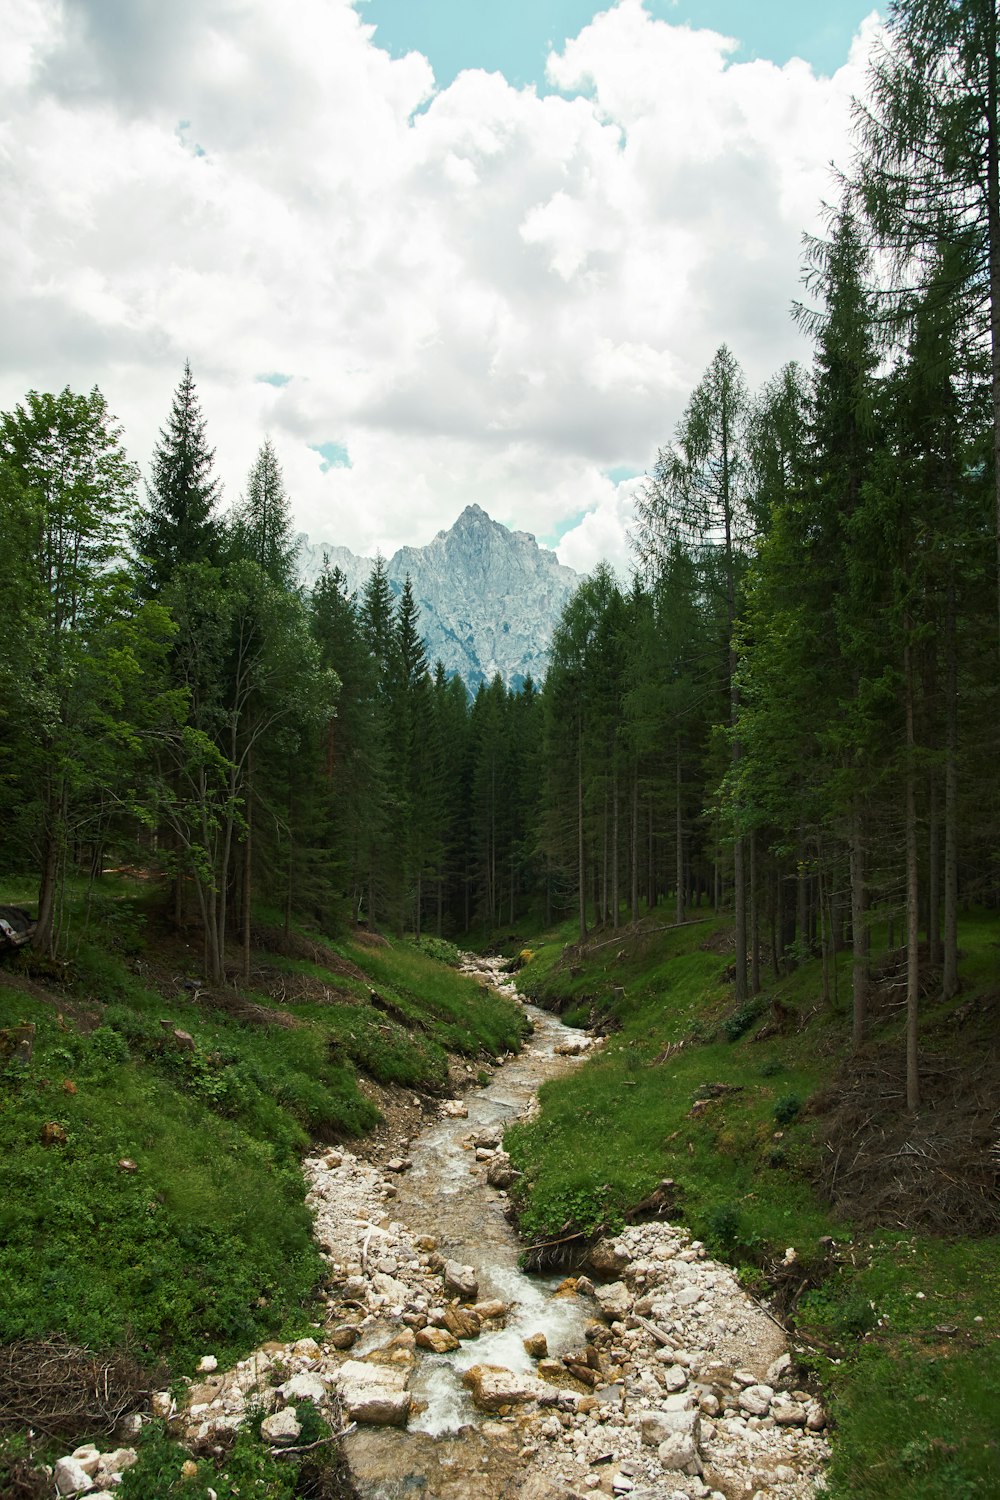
[443,1259,479,1300]
[336,1360,412,1427]
[461,1364,558,1412]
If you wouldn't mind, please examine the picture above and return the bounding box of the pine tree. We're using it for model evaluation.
[231,437,297,588]
[135,361,221,593]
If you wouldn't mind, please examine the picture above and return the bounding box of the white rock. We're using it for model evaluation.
[54,1456,94,1495]
[94,1449,138,1485]
[280,1372,328,1404]
[261,1406,302,1445]
[337,1360,412,1426]
[197,1355,218,1373]
[595,1281,632,1323]
[70,1446,101,1476]
[657,1431,700,1474]
[738,1384,774,1417]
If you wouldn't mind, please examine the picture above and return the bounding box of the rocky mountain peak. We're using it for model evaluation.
[296,507,580,690]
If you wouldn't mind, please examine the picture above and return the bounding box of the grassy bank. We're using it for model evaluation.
[504,909,1000,1500]
[0,877,526,1492]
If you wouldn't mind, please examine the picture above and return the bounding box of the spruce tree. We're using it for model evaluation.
[135,361,221,593]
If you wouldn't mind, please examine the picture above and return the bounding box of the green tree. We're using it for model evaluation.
[636,345,754,999]
[0,388,169,955]
[852,0,1000,649]
[134,362,222,593]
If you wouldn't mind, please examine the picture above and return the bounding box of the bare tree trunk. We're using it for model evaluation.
[749,830,760,995]
[241,757,252,983]
[850,806,868,1052]
[942,579,959,998]
[577,738,587,943]
[611,761,620,931]
[817,848,831,1010]
[630,765,639,923]
[734,835,748,1003]
[904,634,921,1111]
[675,740,685,925]
[796,825,809,962]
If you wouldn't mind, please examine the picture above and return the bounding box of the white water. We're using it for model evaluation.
[376,978,595,1435]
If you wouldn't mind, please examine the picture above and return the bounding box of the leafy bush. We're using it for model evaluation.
[773,1092,802,1125]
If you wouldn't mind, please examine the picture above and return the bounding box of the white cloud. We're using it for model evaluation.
[0,0,880,565]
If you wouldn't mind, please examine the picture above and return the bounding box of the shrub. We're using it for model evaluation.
[773,1092,802,1126]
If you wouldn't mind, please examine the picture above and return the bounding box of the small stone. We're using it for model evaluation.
[197,1355,218,1373]
[94,1448,138,1485]
[772,1401,807,1426]
[443,1260,479,1300]
[738,1384,774,1417]
[595,1282,632,1323]
[261,1407,302,1445]
[281,1372,327,1403]
[444,1303,482,1339]
[416,1326,460,1353]
[328,1325,358,1350]
[475,1299,507,1321]
[385,1157,412,1173]
[663,1364,689,1392]
[55,1457,94,1495]
[151,1391,173,1419]
[806,1400,827,1431]
[524,1332,548,1359]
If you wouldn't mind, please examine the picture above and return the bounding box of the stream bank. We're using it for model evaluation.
[59,955,829,1500]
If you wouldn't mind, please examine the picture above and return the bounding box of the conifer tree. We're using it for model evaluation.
[135,362,221,592]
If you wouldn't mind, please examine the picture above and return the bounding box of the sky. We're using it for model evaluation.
[1,0,882,575]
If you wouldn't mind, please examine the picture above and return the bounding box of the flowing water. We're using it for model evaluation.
[344,965,595,1497]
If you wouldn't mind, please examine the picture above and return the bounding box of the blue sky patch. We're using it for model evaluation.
[256,371,292,387]
[606,465,645,486]
[358,1,877,93]
[542,507,591,548]
[310,441,353,472]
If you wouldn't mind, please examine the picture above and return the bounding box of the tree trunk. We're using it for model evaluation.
[942,579,959,999]
[630,765,639,923]
[577,736,587,943]
[749,830,760,995]
[675,741,685,925]
[850,806,868,1052]
[904,634,921,1111]
[796,825,809,962]
[241,750,253,983]
[734,836,748,1003]
[611,761,620,931]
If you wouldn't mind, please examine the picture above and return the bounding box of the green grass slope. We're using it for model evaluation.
[0,881,526,1374]
[505,909,1000,1500]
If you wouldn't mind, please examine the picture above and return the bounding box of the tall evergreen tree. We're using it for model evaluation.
[135,361,221,592]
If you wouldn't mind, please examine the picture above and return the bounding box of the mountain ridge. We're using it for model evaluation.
[296,503,580,689]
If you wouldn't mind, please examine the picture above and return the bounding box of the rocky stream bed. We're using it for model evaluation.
[50,956,830,1500]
